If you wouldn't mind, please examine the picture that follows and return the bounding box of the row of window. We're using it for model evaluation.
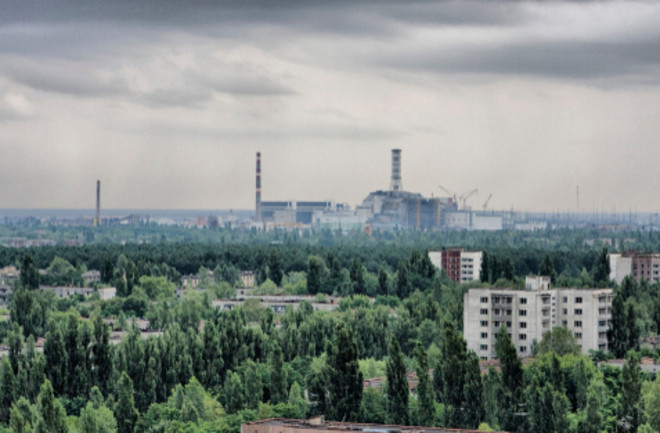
[481,320,513,328]
[481,319,583,328]
[480,308,527,316]
[480,344,527,353]
[481,295,588,305]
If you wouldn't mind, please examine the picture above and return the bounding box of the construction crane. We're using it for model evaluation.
[459,188,478,210]
[483,193,493,211]
[438,185,457,203]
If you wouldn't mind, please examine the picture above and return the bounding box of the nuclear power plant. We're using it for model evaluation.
[355,149,455,230]
[251,148,515,232]
[253,148,503,231]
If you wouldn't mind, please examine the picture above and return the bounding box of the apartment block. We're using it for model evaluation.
[428,249,482,283]
[464,286,612,359]
[609,252,660,284]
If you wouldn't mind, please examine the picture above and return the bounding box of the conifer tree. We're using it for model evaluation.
[593,247,611,286]
[201,320,223,391]
[327,322,363,422]
[43,324,67,396]
[222,371,244,413]
[495,326,523,432]
[609,293,630,358]
[378,268,389,295]
[10,397,37,433]
[396,263,410,298]
[0,357,16,423]
[288,382,308,419]
[243,360,264,410]
[269,341,288,405]
[20,254,40,290]
[413,342,434,427]
[65,314,84,397]
[80,400,117,433]
[463,351,484,429]
[308,256,323,295]
[626,303,640,353]
[618,351,643,433]
[350,258,365,295]
[539,254,557,283]
[91,315,112,396]
[578,379,607,433]
[268,249,284,286]
[115,372,139,433]
[480,251,491,283]
[386,338,409,425]
[35,380,67,433]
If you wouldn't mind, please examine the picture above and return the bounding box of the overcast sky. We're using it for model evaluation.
[1,0,660,212]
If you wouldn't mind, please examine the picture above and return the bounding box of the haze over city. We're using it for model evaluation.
[1,0,660,212]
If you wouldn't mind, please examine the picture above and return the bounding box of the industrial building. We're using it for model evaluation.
[463,282,613,359]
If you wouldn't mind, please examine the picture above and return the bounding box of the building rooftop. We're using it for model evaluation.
[243,418,506,433]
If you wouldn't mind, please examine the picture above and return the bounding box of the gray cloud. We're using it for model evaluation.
[3,0,659,85]
[4,59,127,97]
[372,37,660,82]
[1,48,294,106]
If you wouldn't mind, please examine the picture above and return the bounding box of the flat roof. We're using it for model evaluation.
[243,418,507,433]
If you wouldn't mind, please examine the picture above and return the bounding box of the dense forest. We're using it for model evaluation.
[0,229,659,433]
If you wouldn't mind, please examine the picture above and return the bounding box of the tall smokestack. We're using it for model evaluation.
[256,152,262,222]
[390,148,402,191]
[95,180,101,227]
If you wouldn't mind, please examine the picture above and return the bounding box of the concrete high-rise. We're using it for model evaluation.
[464,286,612,359]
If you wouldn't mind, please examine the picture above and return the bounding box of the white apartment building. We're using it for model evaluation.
[464,286,613,359]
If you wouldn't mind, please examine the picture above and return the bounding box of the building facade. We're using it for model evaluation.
[429,249,482,283]
[609,252,660,284]
[464,286,613,359]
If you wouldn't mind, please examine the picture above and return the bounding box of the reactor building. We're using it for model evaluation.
[356,149,455,230]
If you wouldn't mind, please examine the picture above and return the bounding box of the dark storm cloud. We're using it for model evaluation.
[1,0,517,26]
[373,37,660,82]
[3,0,659,86]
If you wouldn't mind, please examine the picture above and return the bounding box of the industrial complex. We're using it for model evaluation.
[253,148,510,232]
